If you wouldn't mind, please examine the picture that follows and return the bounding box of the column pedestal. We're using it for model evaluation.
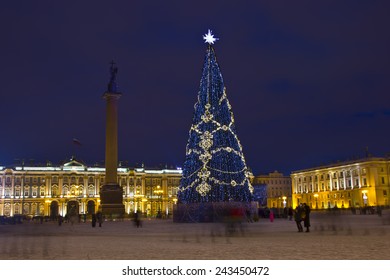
[100,183,124,217]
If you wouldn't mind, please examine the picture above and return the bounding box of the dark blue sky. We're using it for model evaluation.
[0,1,389,175]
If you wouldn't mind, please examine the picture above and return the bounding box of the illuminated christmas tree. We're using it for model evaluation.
[177,30,253,210]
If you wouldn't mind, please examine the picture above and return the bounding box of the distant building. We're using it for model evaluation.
[0,158,182,218]
[252,171,292,209]
[291,157,390,209]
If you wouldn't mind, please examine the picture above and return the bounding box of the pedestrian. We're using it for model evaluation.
[96,211,103,227]
[133,212,142,228]
[288,207,293,221]
[303,203,311,232]
[91,213,96,228]
[58,215,63,226]
[269,210,274,222]
[294,205,303,232]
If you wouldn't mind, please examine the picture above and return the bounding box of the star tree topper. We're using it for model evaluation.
[203,29,219,44]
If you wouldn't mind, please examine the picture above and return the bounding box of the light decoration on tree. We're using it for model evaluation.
[178,30,253,204]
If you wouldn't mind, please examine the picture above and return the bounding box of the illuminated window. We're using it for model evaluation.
[363,178,367,186]
[5,187,11,197]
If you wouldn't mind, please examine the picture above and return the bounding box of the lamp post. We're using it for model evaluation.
[362,190,368,206]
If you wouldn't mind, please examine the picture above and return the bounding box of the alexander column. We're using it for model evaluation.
[100,61,125,217]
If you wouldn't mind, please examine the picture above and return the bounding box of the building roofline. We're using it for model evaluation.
[291,157,388,174]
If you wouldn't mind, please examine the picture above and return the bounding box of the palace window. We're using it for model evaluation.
[52,187,58,197]
[381,177,385,184]
[63,187,69,195]
[40,187,45,197]
[4,187,11,197]
[88,186,94,196]
[363,178,367,186]
[384,190,387,197]
[88,177,94,184]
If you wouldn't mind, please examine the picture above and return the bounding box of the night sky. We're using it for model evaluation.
[1,1,389,175]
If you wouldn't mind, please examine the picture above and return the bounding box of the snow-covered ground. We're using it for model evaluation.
[1,210,390,260]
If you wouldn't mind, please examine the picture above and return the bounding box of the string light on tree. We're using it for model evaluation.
[178,30,253,204]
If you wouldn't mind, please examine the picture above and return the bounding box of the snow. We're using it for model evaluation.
[1,211,390,260]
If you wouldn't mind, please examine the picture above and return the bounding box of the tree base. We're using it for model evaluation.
[173,201,256,223]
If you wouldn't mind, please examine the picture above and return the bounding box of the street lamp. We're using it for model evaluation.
[362,190,368,206]
[282,196,287,208]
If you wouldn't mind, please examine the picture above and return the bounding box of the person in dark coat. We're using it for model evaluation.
[294,205,303,232]
[96,211,103,227]
[91,213,97,228]
[58,215,63,226]
[288,207,293,221]
[303,203,311,232]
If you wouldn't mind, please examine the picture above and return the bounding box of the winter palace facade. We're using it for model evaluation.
[0,158,182,218]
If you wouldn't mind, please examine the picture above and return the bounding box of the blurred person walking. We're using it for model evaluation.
[294,205,303,232]
[303,203,311,232]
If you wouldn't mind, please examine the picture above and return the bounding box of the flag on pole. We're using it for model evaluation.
[73,138,82,146]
